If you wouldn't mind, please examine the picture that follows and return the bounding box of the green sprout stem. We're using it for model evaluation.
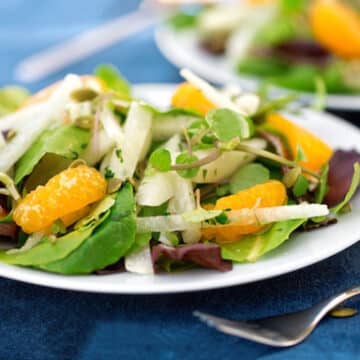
[171,148,221,171]
[236,143,320,179]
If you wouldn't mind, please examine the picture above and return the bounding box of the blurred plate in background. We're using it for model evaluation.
[155,27,360,111]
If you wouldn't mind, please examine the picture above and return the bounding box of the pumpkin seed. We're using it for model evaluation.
[283,167,301,188]
[107,178,122,193]
[74,116,94,129]
[329,307,358,318]
[71,88,98,102]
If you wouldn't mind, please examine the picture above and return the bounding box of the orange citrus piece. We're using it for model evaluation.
[266,113,333,173]
[20,75,105,109]
[310,0,360,59]
[61,206,90,228]
[13,165,106,233]
[202,180,287,243]
[171,82,216,116]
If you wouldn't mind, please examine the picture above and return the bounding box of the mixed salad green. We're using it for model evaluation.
[0,65,358,275]
[169,0,360,94]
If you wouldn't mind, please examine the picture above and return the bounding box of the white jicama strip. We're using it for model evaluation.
[226,204,329,226]
[122,102,153,177]
[164,134,201,244]
[81,129,115,166]
[100,102,153,181]
[191,138,266,183]
[125,244,154,275]
[136,172,175,206]
[192,150,255,183]
[136,204,329,233]
[136,134,180,207]
[137,214,195,233]
[168,173,201,243]
[0,74,83,172]
[99,104,124,147]
[152,114,200,141]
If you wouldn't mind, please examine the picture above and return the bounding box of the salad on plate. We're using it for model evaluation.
[169,0,360,94]
[0,65,358,275]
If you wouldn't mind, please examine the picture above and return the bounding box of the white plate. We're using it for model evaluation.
[1,84,359,294]
[155,27,360,111]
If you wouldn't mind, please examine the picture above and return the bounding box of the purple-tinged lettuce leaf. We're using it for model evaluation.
[152,243,232,272]
[325,150,360,207]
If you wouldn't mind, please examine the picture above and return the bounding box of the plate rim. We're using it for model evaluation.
[0,83,359,294]
[155,26,360,111]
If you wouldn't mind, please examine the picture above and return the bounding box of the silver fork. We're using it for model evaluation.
[194,286,360,347]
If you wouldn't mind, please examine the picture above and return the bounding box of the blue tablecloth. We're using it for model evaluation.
[0,1,359,359]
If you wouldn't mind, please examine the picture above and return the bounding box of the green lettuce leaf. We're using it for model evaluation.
[221,219,306,263]
[0,220,105,266]
[126,233,152,256]
[15,125,90,184]
[39,183,136,274]
[95,64,131,98]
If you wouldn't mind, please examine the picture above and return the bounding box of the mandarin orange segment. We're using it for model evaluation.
[202,180,287,243]
[266,113,333,173]
[61,206,91,228]
[13,165,106,233]
[310,0,360,59]
[171,82,216,116]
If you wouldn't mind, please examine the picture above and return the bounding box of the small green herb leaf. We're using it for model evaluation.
[175,153,199,178]
[168,12,198,30]
[296,144,307,162]
[149,148,172,172]
[104,167,115,179]
[206,108,253,141]
[51,219,66,235]
[293,174,309,197]
[229,163,270,194]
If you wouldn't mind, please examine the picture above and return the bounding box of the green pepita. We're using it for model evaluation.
[329,307,358,318]
[71,88,98,102]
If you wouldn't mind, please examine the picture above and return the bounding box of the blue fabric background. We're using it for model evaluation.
[0,1,359,359]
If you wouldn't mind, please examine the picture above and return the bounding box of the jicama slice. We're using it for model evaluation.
[136,135,180,206]
[168,173,201,243]
[0,74,83,172]
[191,138,266,183]
[136,204,329,233]
[122,102,153,177]
[152,113,200,141]
[163,134,201,243]
[81,129,115,166]
[136,172,174,206]
[100,102,153,181]
[125,244,154,275]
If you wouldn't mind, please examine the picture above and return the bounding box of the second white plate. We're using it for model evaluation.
[155,27,360,111]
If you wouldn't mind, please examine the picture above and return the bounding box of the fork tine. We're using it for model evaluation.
[193,311,294,347]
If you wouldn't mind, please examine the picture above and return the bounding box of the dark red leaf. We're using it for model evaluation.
[152,243,232,272]
[324,149,360,207]
[94,260,125,275]
[273,40,331,65]
[0,222,17,239]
